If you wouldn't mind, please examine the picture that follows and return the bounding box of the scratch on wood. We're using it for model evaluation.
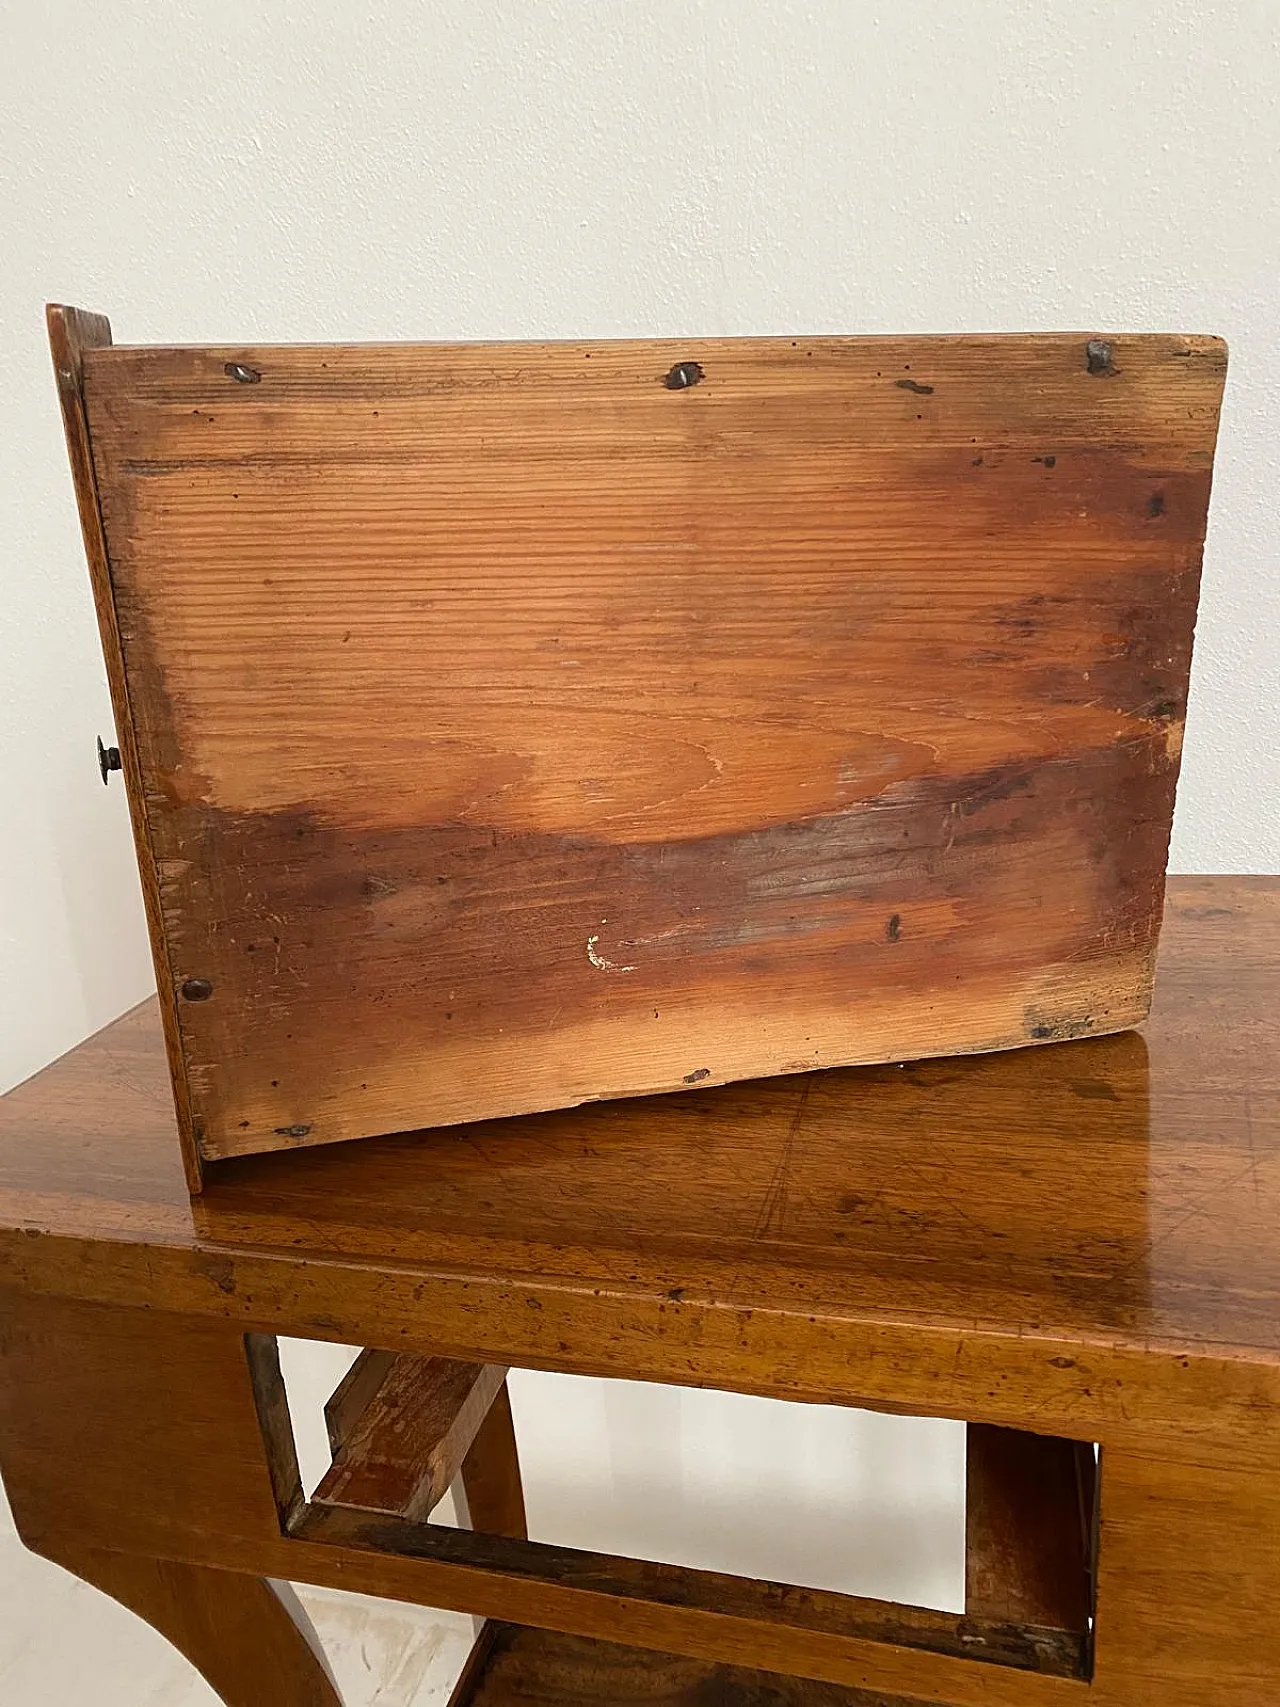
[752,1080,812,1241]
[586,927,636,974]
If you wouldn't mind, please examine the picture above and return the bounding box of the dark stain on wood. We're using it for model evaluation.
[1071,1079,1120,1102]
[163,732,1172,1153]
[1023,1008,1097,1044]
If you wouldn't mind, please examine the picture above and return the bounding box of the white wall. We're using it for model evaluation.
[0,3,1277,1692]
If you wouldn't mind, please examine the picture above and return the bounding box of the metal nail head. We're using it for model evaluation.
[97,737,122,784]
[1085,339,1115,376]
[181,978,214,1002]
[663,361,704,390]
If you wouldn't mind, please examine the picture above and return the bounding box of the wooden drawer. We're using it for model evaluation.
[50,309,1226,1180]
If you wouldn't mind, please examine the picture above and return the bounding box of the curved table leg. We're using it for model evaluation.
[60,1548,342,1707]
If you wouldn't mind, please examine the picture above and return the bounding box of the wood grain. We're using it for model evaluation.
[56,1549,341,1707]
[446,1622,946,1707]
[314,1353,508,1521]
[459,1383,528,1540]
[323,1346,396,1452]
[45,305,202,1189]
[65,321,1226,1159]
[5,1289,1273,1706]
[1,880,1279,1460]
[292,1500,1088,1680]
[965,1426,1095,1633]
[0,1292,1083,1707]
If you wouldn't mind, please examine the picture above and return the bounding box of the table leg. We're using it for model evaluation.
[458,1379,527,1539]
[0,1289,342,1705]
[54,1549,341,1706]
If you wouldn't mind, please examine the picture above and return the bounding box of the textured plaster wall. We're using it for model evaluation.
[2,0,1278,1092]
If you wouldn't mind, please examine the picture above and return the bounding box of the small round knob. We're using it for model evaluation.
[97,737,122,785]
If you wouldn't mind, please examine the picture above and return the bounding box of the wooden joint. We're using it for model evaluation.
[314,1348,509,1523]
[288,1500,1091,1690]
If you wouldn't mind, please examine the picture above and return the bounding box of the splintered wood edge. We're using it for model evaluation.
[45,304,204,1194]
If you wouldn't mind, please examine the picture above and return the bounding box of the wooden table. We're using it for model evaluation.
[1,875,1277,1705]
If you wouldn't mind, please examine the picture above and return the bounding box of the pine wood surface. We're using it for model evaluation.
[60,316,1226,1164]
[46,306,201,1191]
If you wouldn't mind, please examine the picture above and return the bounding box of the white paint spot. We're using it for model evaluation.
[586,931,636,973]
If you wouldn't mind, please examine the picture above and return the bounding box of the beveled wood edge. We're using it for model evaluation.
[0,1236,1274,1462]
[1078,1443,1100,1625]
[45,304,203,1193]
[245,1332,306,1528]
[323,1347,396,1453]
